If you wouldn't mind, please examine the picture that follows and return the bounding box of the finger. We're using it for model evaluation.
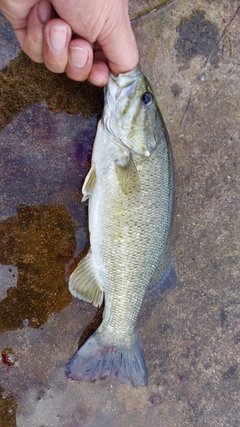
[93,42,107,64]
[15,0,53,63]
[88,61,109,87]
[98,2,139,76]
[43,18,72,73]
[88,46,109,86]
[65,38,93,82]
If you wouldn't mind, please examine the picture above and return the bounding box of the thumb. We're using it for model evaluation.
[98,5,138,75]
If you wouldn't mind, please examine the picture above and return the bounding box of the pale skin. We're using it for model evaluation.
[0,0,139,86]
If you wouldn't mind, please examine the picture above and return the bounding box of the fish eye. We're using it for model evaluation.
[141,92,153,106]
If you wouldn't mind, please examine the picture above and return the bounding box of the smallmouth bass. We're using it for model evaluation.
[65,65,175,387]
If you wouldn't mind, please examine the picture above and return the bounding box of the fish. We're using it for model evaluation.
[65,64,175,387]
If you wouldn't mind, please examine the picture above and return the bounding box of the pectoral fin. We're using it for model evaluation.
[69,251,103,307]
[115,156,140,195]
[82,165,96,201]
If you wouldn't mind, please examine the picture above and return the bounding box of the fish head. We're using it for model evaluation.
[103,65,160,157]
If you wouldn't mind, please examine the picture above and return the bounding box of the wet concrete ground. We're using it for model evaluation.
[0,1,239,426]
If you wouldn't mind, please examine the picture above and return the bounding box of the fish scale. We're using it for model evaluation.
[95,148,171,339]
[65,65,175,387]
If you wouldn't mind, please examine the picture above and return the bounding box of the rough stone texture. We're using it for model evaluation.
[0,1,239,426]
[129,0,173,20]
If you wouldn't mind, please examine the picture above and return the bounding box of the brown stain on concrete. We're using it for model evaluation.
[0,205,76,332]
[0,51,103,130]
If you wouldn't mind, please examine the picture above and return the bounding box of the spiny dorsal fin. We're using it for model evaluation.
[69,251,103,307]
[82,165,96,202]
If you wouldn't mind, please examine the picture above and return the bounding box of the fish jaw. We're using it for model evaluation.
[103,65,160,157]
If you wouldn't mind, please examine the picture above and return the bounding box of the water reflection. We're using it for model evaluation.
[0,13,105,424]
[0,386,17,427]
[0,50,103,129]
[0,71,102,330]
[0,205,76,332]
[0,102,98,222]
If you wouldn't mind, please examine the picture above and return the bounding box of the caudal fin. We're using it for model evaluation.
[65,332,148,387]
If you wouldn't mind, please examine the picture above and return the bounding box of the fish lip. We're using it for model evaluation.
[104,64,142,103]
[109,64,142,86]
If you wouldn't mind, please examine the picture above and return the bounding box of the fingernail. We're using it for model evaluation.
[49,26,68,50]
[70,47,88,68]
[38,0,52,23]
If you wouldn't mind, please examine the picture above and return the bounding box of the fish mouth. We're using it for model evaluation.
[109,65,142,89]
[104,65,142,105]
[103,64,144,133]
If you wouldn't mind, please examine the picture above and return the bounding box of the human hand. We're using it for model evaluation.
[0,0,139,86]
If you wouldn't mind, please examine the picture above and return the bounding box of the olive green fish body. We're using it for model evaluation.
[65,66,174,387]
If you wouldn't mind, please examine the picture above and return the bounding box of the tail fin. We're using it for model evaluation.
[65,332,148,387]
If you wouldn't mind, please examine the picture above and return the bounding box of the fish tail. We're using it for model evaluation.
[65,332,148,387]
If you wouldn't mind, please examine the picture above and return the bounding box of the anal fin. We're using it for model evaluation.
[69,251,103,307]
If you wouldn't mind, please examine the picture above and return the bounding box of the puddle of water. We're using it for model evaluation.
[0,11,107,426]
[0,11,174,427]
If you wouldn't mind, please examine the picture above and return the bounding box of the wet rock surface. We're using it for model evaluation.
[175,10,219,62]
[0,1,240,425]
